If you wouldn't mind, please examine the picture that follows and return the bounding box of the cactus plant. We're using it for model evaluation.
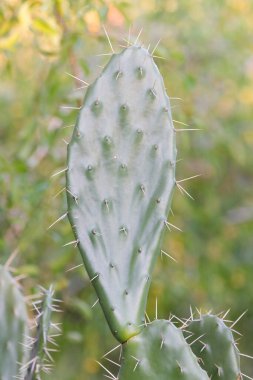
[66,44,176,342]
[0,264,29,380]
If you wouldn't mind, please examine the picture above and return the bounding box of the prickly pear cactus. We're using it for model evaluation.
[66,46,176,342]
[22,285,61,380]
[0,264,29,380]
[185,314,241,380]
[118,319,209,380]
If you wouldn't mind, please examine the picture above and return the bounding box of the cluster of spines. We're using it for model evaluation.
[19,285,61,380]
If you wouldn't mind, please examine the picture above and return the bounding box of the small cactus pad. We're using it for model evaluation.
[0,264,29,380]
[22,285,61,380]
[118,319,209,379]
[66,46,176,342]
[185,314,241,379]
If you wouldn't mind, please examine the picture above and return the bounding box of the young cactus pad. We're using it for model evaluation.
[185,314,241,379]
[118,319,209,380]
[66,45,177,342]
[0,264,29,380]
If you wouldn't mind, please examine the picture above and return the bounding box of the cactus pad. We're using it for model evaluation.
[0,264,29,380]
[118,319,209,379]
[185,314,241,379]
[66,46,176,342]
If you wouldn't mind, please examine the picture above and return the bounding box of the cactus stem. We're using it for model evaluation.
[102,25,115,54]
[160,249,177,263]
[47,212,68,230]
[64,72,89,85]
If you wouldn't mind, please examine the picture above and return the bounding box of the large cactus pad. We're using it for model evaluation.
[118,319,209,379]
[66,46,176,342]
[0,264,29,380]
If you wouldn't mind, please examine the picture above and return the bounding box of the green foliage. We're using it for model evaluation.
[118,319,209,380]
[66,45,176,342]
[185,313,241,380]
[1,0,253,378]
[0,264,29,380]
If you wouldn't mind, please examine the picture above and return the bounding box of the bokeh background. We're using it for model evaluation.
[1,0,253,378]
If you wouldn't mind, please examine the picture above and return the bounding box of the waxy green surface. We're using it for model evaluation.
[185,314,241,380]
[66,46,176,342]
[118,319,209,379]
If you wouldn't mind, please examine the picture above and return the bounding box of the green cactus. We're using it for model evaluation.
[66,45,176,342]
[21,285,61,380]
[184,313,241,380]
[117,319,209,380]
[0,264,29,380]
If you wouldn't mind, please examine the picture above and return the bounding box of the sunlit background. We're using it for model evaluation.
[1,0,253,378]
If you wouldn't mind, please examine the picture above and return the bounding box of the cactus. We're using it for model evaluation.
[118,319,209,380]
[184,313,242,380]
[66,45,176,342]
[0,264,29,380]
[21,285,61,380]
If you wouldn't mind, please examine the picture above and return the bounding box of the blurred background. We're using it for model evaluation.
[1,0,253,378]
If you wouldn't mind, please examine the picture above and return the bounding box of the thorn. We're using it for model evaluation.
[96,53,113,57]
[101,343,121,359]
[176,174,202,183]
[60,105,81,110]
[164,220,182,232]
[152,55,168,60]
[161,249,177,262]
[91,299,99,308]
[151,39,161,55]
[176,182,194,200]
[222,309,230,320]
[241,373,253,380]
[47,212,68,230]
[230,310,248,329]
[240,353,253,360]
[65,263,83,272]
[145,312,151,323]
[90,273,99,282]
[155,297,158,320]
[62,239,79,247]
[190,334,206,346]
[65,72,89,85]
[174,128,202,132]
[127,25,132,46]
[51,167,68,178]
[96,360,117,379]
[173,119,190,127]
[53,187,66,199]
[62,124,75,129]
[134,28,143,45]
[4,248,19,269]
[102,25,115,53]
[104,357,121,367]
[131,356,141,372]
